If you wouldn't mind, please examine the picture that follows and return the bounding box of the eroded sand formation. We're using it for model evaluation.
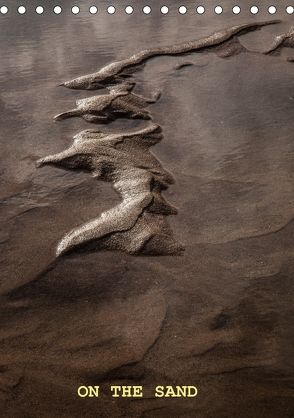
[61,20,279,90]
[37,125,182,256]
[38,20,290,258]
[54,82,160,123]
[264,26,294,58]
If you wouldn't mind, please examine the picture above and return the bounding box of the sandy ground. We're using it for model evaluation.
[0,1,294,417]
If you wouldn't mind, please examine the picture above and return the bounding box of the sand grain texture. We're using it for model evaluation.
[1,2,294,417]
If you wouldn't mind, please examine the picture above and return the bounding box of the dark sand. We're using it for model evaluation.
[0,1,294,417]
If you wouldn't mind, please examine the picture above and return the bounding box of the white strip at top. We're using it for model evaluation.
[0,5,293,16]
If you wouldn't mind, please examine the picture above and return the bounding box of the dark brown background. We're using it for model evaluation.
[0,1,294,417]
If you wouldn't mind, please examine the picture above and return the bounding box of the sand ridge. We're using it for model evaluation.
[37,20,292,258]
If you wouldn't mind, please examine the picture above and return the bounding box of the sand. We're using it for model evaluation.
[1,1,294,417]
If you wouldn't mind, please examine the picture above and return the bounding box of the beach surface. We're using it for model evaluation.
[0,1,294,417]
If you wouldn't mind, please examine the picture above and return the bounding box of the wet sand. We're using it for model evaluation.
[1,1,294,417]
